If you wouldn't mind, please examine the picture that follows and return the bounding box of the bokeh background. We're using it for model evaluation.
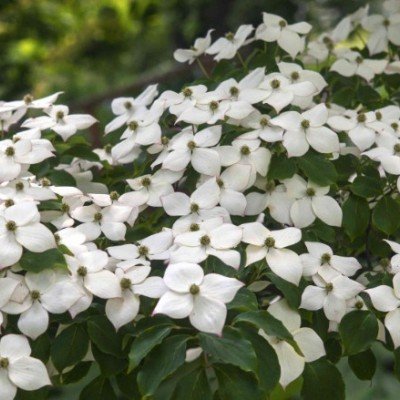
[2,0,397,399]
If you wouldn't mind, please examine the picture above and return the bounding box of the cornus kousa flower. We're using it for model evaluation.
[362,12,400,55]
[171,220,242,269]
[0,334,51,400]
[328,110,388,152]
[260,299,325,388]
[241,222,302,285]
[272,103,340,157]
[256,13,312,58]
[301,241,361,281]
[300,275,364,322]
[162,126,221,175]
[258,73,317,113]
[153,262,244,334]
[105,84,158,134]
[206,25,254,61]
[365,273,400,348]
[330,50,388,82]
[0,202,55,267]
[284,175,342,228]
[174,30,213,64]
[22,105,97,141]
[105,265,166,330]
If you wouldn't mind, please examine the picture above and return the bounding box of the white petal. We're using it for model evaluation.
[153,291,193,318]
[290,198,315,228]
[0,334,31,359]
[270,227,301,249]
[385,309,400,349]
[15,223,55,252]
[0,234,22,267]
[18,302,49,340]
[210,224,242,249]
[283,130,309,157]
[200,274,243,303]
[134,276,167,298]
[8,356,51,390]
[365,285,400,312]
[293,327,325,362]
[266,248,302,285]
[300,286,325,310]
[85,270,121,299]
[106,292,140,330]
[190,296,226,335]
[162,192,191,216]
[0,370,16,400]
[306,127,340,154]
[164,263,204,293]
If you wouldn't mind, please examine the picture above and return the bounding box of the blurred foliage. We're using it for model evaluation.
[0,0,380,104]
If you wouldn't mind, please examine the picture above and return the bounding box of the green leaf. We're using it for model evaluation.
[297,153,338,186]
[339,311,378,355]
[342,195,370,240]
[198,328,257,372]
[47,170,76,186]
[233,311,293,341]
[372,196,400,235]
[351,175,382,198]
[172,367,212,400]
[65,144,100,161]
[394,347,400,381]
[19,248,67,273]
[348,349,376,380]
[268,154,297,180]
[51,324,89,372]
[214,364,263,400]
[238,326,280,394]
[91,344,127,377]
[79,376,117,400]
[227,287,258,312]
[128,324,172,372]
[266,272,301,308]
[87,315,123,356]
[137,334,189,396]
[56,362,92,385]
[302,359,345,400]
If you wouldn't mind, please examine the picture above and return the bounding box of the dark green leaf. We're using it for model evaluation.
[79,376,117,400]
[47,170,76,186]
[339,311,378,355]
[342,195,370,240]
[267,272,301,308]
[19,248,67,273]
[172,367,212,400]
[297,153,337,186]
[372,196,400,235]
[91,344,127,377]
[348,349,376,380]
[351,175,382,198]
[302,359,345,400]
[268,154,297,180]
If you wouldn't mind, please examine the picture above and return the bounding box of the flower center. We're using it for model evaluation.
[77,266,87,277]
[301,119,310,129]
[129,121,139,131]
[138,245,149,257]
[182,87,193,98]
[394,144,400,153]
[56,111,65,121]
[5,147,15,157]
[357,113,366,123]
[383,19,390,27]
[94,212,103,222]
[124,101,133,110]
[141,177,151,187]
[209,101,219,111]
[0,357,9,369]
[355,300,364,309]
[6,221,16,232]
[265,237,275,248]
[391,122,398,131]
[15,181,24,191]
[279,20,287,28]
[375,111,382,121]
[41,178,51,187]
[4,199,14,207]
[291,71,300,81]
[321,253,331,264]
[306,187,315,197]
[120,278,132,290]
[200,235,211,246]
[187,140,197,150]
[110,191,119,201]
[216,178,224,188]
[61,203,70,213]
[190,203,200,213]
[240,145,250,155]
[24,94,34,104]
[270,79,281,89]
[161,136,169,145]
[190,223,200,231]
[325,283,333,292]
[230,86,239,97]
[104,144,112,154]
[190,284,200,295]
[225,32,234,41]
[31,290,41,301]
[355,56,363,64]
[260,117,269,127]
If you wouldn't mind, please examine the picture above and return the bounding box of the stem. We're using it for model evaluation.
[236,51,247,71]
[196,58,210,79]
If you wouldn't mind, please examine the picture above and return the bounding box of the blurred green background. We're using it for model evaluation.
[3,0,397,398]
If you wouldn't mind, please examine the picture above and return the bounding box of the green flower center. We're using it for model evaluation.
[200,235,211,246]
[190,203,200,213]
[0,357,9,368]
[265,237,275,248]
[77,266,87,277]
[190,284,200,295]
[5,147,15,157]
[120,278,132,290]
[6,221,16,231]
[138,245,149,257]
[31,290,41,300]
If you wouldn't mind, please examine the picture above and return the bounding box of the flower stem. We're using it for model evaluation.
[196,58,210,79]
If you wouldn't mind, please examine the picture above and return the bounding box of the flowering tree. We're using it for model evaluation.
[0,1,400,399]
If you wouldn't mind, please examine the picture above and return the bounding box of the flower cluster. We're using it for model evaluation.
[0,1,400,398]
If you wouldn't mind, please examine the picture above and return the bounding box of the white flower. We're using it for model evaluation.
[105,84,158,134]
[206,25,253,61]
[106,265,166,329]
[272,104,340,157]
[171,221,242,269]
[162,126,221,176]
[260,299,325,387]
[0,202,55,267]
[301,241,361,281]
[362,13,400,55]
[174,30,213,64]
[365,273,400,348]
[330,51,388,82]
[284,175,342,228]
[241,222,302,285]
[0,92,62,115]
[256,13,312,58]
[258,73,317,113]
[0,334,51,400]
[22,105,97,141]
[153,262,243,334]
[300,275,364,322]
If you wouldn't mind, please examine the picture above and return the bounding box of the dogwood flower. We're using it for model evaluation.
[0,92,62,115]
[256,13,312,58]
[174,30,213,64]
[272,104,340,157]
[301,241,361,280]
[206,25,253,61]
[301,275,364,322]
[0,202,55,267]
[22,105,97,141]
[241,222,302,284]
[260,299,325,387]
[0,334,51,400]
[153,262,244,334]
[284,175,342,228]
